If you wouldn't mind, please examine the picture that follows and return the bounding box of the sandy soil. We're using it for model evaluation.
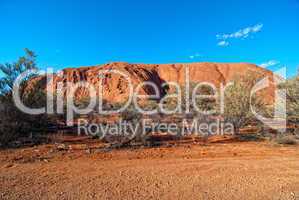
[0,140,298,200]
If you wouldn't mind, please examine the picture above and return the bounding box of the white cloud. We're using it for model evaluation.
[216,23,263,46]
[217,41,229,47]
[189,53,201,59]
[217,23,263,40]
[260,60,280,68]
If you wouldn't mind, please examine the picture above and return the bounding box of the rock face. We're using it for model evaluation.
[33,62,276,104]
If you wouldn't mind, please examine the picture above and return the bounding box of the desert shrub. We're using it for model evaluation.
[161,82,217,116]
[283,73,299,124]
[102,104,145,147]
[183,82,217,115]
[238,134,263,142]
[121,107,142,122]
[222,72,268,134]
[277,71,299,136]
[140,100,159,113]
[0,49,51,146]
[274,134,297,145]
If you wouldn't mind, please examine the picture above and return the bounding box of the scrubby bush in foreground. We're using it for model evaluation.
[222,72,268,135]
[0,49,51,146]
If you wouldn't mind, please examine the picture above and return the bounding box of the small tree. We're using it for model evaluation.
[0,49,49,145]
[284,73,299,125]
[0,48,37,95]
[222,72,267,135]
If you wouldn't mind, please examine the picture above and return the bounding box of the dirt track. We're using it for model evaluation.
[0,142,299,200]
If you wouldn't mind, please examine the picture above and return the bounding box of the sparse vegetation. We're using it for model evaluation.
[284,72,299,125]
[0,49,50,146]
[222,72,268,134]
[0,49,297,150]
[161,82,217,116]
[278,70,299,135]
[274,134,297,145]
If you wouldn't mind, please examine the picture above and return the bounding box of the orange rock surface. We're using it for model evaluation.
[31,62,276,103]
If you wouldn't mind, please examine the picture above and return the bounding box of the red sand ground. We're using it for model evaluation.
[0,138,298,200]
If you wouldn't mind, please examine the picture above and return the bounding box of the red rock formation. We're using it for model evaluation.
[31,62,276,104]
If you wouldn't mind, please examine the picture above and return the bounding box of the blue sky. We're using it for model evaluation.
[0,0,298,77]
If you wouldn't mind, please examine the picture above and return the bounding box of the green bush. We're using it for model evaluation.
[222,72,268,134]
[274,135,297,145]
[0,49,51,146]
